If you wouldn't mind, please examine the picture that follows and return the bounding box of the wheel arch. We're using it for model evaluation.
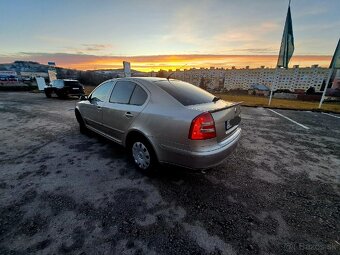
[125,130,158,160]
[74,108,84,124]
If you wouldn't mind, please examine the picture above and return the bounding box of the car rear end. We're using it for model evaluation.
[62,80,85,96]
[151,79,241,169]
[185,101,241,169]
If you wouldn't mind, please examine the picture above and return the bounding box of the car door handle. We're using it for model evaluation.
[125,112,134,118]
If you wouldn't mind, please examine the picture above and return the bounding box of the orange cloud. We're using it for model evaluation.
[67,55,332,71]
[1,53,332,72]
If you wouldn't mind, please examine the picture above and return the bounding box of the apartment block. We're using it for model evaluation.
[224,65,329,92]
[162,65,331,92]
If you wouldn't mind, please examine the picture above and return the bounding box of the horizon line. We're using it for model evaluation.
[0,54,332,72]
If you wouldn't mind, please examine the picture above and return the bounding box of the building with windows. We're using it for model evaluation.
[170,67,226,89]
[223,65,330,92]
[20,71,49,79]
[165,65,331,92]
[0,71,18,81]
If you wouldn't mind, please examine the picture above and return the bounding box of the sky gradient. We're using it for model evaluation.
[0,0,339,71]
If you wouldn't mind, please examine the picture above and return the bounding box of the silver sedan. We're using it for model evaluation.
[75,77,241,172]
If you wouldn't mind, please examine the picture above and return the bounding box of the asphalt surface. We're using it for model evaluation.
[0,92,339,255]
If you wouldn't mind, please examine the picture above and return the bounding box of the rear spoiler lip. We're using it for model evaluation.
[208,102,243,113]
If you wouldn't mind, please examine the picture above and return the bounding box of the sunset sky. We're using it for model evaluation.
[0,0,339,71]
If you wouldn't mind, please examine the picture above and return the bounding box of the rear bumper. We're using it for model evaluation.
[44,87,85,96]
[158,128,241,169]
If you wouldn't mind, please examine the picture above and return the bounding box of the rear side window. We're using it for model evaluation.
[110,81,135,104]
[130,85,148,105]
[156,80,214,106]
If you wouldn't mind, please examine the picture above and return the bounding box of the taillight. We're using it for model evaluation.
[189,112,216,140]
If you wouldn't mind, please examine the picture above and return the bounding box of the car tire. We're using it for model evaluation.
[44,90,52,98]
[129,137,157,174]
[56,90,67,99]
[75,110,87,134]
[56,93,63,99]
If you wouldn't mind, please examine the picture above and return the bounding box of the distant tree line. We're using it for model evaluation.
[56,68,118,86]
[78,71,118,86]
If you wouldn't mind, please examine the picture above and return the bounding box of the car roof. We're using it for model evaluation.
[53,79,79,82]
[105,77,178,85]
[113,77,167,82]
[131,77,169,82]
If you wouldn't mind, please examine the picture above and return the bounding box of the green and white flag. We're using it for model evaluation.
[277,4,294,68]
[329,38,340,69]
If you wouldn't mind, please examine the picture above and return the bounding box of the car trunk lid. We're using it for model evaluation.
[64,81,84,93]
[64,81,81,88]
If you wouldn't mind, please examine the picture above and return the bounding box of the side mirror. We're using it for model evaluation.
[79,95,88,101]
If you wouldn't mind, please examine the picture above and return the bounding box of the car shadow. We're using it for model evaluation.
[45,96,80,100]
[80,128,209,179]
[152,163,210,180]
[81,128,126,158]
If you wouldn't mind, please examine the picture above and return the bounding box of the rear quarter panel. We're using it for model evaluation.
[125,81,198,153]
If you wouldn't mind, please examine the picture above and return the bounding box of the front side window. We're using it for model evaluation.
[90,81,112,102]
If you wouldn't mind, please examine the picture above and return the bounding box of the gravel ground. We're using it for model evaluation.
[0,92,339,255]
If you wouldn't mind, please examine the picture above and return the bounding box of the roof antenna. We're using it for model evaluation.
[167,64,188,80]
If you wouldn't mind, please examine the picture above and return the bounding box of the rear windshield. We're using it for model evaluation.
[64,81,81,86]
[155,80,214,106]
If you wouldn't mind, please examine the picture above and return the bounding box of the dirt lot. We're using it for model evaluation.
[0,92,339,255]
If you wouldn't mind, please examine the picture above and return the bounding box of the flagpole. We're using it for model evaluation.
[318,68,334,109]
[268,68,278,105]
[268,84,274,105]
[318,38,339,109]
[268,0,291,106]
